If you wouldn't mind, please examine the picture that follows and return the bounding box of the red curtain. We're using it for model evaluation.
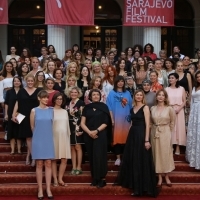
[123,0,174,26]
[0,0,8,24]
[45,0,94,25]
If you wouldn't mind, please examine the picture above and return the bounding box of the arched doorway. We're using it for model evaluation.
[161,0,194,57]
[8,0,46,56]
[81,0,122,54]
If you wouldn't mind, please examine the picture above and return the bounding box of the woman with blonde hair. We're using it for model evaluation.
[66,62,80,80]
[44,60,56,79]
[66,87,85,175]
[74,51,85,69]
[91,61,104,79]
[29,57,40,76]
[119,89,157,197]
[34,71,45,89]
[150,89,175,187]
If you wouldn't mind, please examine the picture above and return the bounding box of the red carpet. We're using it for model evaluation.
[0,196,200,200]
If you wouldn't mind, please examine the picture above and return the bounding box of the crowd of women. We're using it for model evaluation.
[1,43,200,198]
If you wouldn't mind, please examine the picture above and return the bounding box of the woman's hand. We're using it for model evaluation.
[4,115,8,121]
[11,115,18,123]
[89,130,98,139]
[145,142,151,150]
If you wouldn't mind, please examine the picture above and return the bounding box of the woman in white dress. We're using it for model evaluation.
[186,71,200,169]
[51,92,71,186]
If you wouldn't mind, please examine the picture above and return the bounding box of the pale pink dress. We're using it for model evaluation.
[166,86,186,146]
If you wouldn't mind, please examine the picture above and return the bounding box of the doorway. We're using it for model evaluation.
[8,0,46,57]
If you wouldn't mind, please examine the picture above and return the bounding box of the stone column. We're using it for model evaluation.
[143,27,161,57]
[132,27,144,46]
[48,25,66,59]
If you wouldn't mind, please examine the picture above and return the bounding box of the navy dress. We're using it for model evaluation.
[32,107,55,160]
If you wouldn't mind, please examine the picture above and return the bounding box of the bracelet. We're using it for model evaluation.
[145,141,149,143]
[96,129,100,133]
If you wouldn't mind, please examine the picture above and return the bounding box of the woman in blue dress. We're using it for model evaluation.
[106,76,132,166]
[30,90,55,199]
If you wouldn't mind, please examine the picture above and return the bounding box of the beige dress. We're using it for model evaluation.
[53,108,71,159]
[165,86,186,146]
[150,106,175,173]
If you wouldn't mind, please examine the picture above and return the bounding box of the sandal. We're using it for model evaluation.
[70,169,76,175]
[75,169,82,175]
[53,182,59,187]
[58,182,67,187]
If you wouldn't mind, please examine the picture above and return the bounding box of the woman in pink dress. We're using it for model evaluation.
[165,73,186,155]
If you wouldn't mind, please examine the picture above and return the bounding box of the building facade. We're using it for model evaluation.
[0,0,199,59]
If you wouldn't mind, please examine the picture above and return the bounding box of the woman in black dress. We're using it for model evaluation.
[4,76,23,154]
[81,89,111,188]
[12,74,40,166]
[66,86,85,175]
[53,68,66,93]
[77,66,91,101]
[118,89,157,197]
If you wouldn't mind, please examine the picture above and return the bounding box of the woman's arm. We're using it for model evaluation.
[30,109,35,132]
[4,104,8,120]
[80,116,97,139]
[169,107,176,132]
[143,105,151,150]
[176,88,186,114]
[109,111,114,126]
[12,101,18,123]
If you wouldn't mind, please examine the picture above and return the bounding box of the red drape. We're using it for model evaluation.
[123,0,174,26]
[0,0,8,24]
[45,0,94,25]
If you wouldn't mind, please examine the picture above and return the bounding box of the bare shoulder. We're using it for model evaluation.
[0,76,4,81]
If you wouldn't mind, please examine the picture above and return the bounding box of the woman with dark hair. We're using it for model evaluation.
[186,71,200,169]
[12,74,40,166]
[142,80,156,108]
[133,44,143,55]
[135,57,148,88]
[85,47,95,62]
[66,87,85,175]
[116,58,127,77]
[142,43,157,61]
[18,48,32,64]
[9,58,18,73]
[30,90,55,199]
[166,73,186,155]
[102,65,117,97]
[74,51,85,68]
[0,62,15,108]
[34,71,45,89]
[84,76,106,104]
[150,89,175,187]
[72,44,79,56]
[53,69,66,93]
[4,76,23,154]
[125,47,134,63]
[51,92,71,186]
[77,66,91,101]
[149,71,163,93]
[17,62,30,87]
[106,76,132,166]
[5,46,20,62]
[62,49,72,70]
[182,56,191,71]
[45,78,59,107]
[163,58,175,76]
[118,90,157,197]
[47,45,56,55]
[81,89,111,187]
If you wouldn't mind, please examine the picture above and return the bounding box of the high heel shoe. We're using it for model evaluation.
[37,190,44,200]
[97,179,106,188]
[31,159,35,167]
[25,157,30,165]
[46,190,54,199]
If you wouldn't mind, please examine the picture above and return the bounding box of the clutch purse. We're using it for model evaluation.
[16,113,26,124]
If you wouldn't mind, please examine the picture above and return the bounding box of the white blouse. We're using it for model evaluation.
[0,77,13,102]
[102,81,113,97]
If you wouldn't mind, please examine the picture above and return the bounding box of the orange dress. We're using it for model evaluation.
[150,82,163,93]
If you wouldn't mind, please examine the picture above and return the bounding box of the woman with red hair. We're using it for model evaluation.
[102,66,117,97]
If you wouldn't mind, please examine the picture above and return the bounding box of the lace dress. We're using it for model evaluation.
[186,88,200,169]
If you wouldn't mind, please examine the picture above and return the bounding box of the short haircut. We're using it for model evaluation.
[37,90,49,99]
[52,92,66,107]
[168,73,180,88]
[88,89,101,102]
[66,86,82,98]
